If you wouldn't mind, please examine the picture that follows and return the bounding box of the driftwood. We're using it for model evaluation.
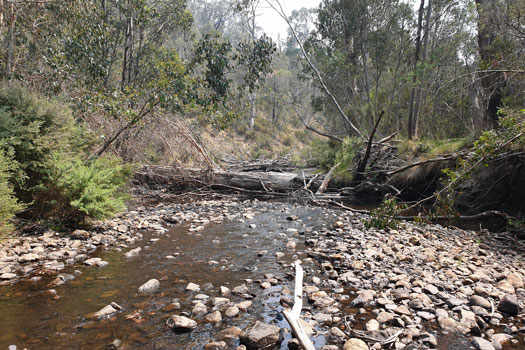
[282,261,315,350]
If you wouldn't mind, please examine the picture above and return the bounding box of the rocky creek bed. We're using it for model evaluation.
[0,196,525,350]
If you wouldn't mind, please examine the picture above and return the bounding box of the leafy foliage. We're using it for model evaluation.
[365,194,406,230]
[0,85,131,228]
[37,154,133,223]
[0,150,24,235]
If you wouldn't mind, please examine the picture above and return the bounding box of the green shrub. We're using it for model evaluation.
[35,153,133,224]
[365,195,406,230]
[0,83,131,226]
[0,83,91,199]
[0,150,24,235]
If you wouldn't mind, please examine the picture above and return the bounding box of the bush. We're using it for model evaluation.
[0,83,131,226]
[0,150,24,235]
[35,153,133,224]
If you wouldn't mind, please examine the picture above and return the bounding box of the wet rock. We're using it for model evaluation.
[186,282,200,292]
[240,321,281,350]
[217,326,242,341]
[166,315,197,331]
[205,311,222,323]
[124,247,141,258]
[94,302,121,318]
[138,279,160,294]
[498,294,519,316]
[472,337,495,350]
[344,338,369,350]
[204,341,227,350]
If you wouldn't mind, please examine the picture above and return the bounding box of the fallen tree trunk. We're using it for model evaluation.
[134,166,322,193]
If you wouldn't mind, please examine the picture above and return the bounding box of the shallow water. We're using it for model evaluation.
[0,205,328,349]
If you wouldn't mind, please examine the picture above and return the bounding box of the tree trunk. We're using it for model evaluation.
[407,0,425,140]
[249,92,256,129]
[413,0,432,138]
[475,0,506,129]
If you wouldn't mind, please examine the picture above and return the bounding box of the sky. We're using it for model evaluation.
[257,0,322,41]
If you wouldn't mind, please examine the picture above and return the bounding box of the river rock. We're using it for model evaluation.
[125,247,142,258]
[491,334,512,350]
[498,294,519,316]
[233,284,249,295]
[217,326,242,341]
[508,272,524,287]
[0,272,16,280]
[186,282,200,292]
[237,300,253,311]
[225,306,240,317]
[351,290,376,306]
[94,304,119,318]
[344,338,369,350]
[204,341,227,350]
[365,319,380,331]
[240,321,281,350]
[18,253,39,263]
[205,311,222,323]
[193,302,208,316]
[472,337,495,350]
[220,286,231,297]
[166,315,197,331]
[138,279,160,294]
[471,295,492,309]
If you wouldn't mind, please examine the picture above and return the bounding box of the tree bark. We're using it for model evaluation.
[407,0,425,140]
[475,0,506,129]
[6,1,15,79]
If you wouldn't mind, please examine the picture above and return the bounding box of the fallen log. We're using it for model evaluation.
[134,166,325,193]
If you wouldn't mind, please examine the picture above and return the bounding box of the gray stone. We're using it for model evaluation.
[498,294,519,316]
[240,321,281,350]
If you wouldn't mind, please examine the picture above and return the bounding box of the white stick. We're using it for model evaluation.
[283,261,315,350]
